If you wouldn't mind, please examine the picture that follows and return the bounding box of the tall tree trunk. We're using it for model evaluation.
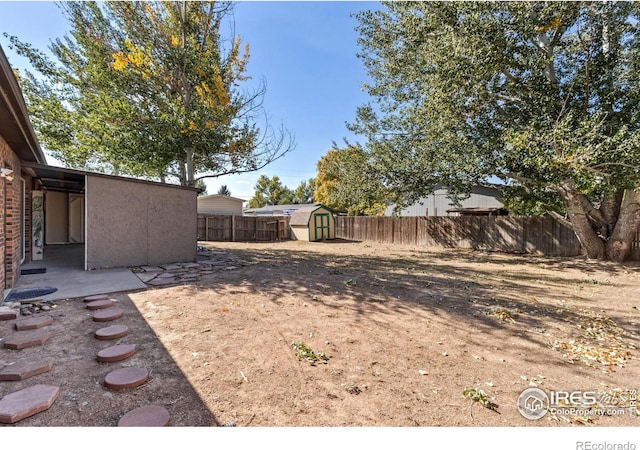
[186,147,195,187]
[605,190,640,262]
[558,181,605,259]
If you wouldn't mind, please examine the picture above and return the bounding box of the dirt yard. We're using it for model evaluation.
[1,240,639,427]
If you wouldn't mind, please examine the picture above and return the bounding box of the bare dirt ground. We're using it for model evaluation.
[1,239,639,427]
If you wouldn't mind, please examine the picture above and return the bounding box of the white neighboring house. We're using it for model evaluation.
[385,184,506,217]
[197,194,245,216]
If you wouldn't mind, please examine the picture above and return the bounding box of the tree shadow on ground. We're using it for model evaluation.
[198,241,640,374]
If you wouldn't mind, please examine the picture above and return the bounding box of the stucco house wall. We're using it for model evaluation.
[86,175,197,269]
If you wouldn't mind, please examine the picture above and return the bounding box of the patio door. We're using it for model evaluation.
[68,194,85,243]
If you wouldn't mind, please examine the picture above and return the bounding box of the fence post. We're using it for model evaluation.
[205,217,210,241]
[232,215,236,242]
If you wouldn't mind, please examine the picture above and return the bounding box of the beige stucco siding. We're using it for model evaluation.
[86,175,196,269]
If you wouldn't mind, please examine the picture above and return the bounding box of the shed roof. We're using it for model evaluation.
[23,162,199,194]
[289,205,331,226]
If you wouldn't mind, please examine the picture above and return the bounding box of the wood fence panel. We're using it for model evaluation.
[333,215,629,258]
[479,216,525,253]
[198,215,290,242]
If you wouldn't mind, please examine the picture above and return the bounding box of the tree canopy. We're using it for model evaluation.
[247,175,316,208]
[7,1,294,187]
[351,1,640,260]
[247,175,293,208]
[314,144,386,216]
[217,184,231,196]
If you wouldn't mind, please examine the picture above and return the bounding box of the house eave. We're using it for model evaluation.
[0,45,47,164]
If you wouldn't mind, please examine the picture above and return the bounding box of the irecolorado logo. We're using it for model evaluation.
[517,387,637,420]
[517,387,549,419]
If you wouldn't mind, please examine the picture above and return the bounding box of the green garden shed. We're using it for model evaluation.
[289,204,335,241]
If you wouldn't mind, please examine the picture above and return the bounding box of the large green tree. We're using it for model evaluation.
[7,1,293,187]
[292,178,316,205]
[314,144,386,216]
[247,175,294,208]
[352,1,640,261]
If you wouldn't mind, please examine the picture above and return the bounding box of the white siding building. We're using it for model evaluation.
[385,184,505,217]
[197,194,245,216]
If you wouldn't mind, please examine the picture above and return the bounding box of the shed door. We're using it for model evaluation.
[314,213,331,240]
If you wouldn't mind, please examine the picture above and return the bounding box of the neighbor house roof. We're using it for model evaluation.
[0,44,47,164]
[244,203,320,214]
[197,194,245,203]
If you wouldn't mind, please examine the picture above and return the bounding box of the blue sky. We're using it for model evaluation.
[0,1,379,201]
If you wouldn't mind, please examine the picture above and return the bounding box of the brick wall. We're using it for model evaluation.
[0,133,25,292]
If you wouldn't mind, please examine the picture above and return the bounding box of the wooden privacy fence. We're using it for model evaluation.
[197,215,290,242]
[336,215,587,257]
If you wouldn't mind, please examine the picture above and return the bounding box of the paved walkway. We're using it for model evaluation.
[12,244,146,302]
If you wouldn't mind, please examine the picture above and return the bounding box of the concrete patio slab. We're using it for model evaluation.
[11,268,147,302]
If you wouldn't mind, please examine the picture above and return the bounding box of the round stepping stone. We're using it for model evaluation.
[84,294,109,303]
[118,405,170,427]
[92,307,124,322]
[97,344,136,363]
[95,324,129,340]
[104,367,149,391]
[86,299,115,310]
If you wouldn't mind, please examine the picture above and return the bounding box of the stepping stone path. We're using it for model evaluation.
[0,291,163,425]
[0,307,59,424]
[104,367,149,391]
[118,405,170,427]
[92,307,124,322]
[0,357,55,381]
[95,324,129,340]
[97,344,136,363]
[86,294,160,422]
[15,316,53,331]
[0,385,60,424]
[3,329,52,350]
[131,249,260,287]
[0,306,18,321]
[86,299,116,310]
[83,294,109,302]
